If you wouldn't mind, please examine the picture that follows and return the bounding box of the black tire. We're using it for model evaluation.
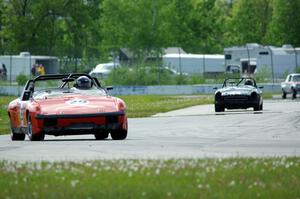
[94,132,109,140]
[215,104,224,112]
[282,91,287,99]
[10,122,25,141]
[292,88,297,99]
[110,129,127,140]
[27,115,44,141]
[259,103,263,111]
[254,103,260,111]
[11,132,25,141]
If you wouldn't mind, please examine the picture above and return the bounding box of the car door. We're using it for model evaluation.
[18,100,28,127]
[283,75,292,93]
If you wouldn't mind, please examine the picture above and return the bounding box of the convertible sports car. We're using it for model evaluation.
[214,78,263,112]
[7,73,128,141]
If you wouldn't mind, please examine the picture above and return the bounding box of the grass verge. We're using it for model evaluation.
[121,95,213,118]
[0,96,16,135]
[0,158,299,199]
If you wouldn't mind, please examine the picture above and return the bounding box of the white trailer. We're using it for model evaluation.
[224,44,300,78]
[163,53,225,75]
[0,52,59,81]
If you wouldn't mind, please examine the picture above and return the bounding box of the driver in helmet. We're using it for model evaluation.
[244,79,253,86]
[74,76,92,90]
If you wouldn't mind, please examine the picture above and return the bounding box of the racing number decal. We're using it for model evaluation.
[66,98,89,105]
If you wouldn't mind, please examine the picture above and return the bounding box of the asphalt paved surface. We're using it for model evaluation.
[0,98,300,162]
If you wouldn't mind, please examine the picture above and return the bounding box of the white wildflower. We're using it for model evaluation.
[155,169,160,175]
[228,180,235,186]
[70,180,79,188]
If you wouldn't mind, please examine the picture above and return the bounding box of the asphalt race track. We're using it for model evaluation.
[0,99,300,162]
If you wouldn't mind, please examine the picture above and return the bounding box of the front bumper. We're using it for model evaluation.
[34,111,127,135]
[215,95,261,109]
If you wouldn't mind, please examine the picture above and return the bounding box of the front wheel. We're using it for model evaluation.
[215,104,224,112]
[10,122,25,141]
[110,129,127,140]
[259,103,263,111]
[292,88,297,99]
[27,115,44,141]
[282,90,287,99]
[254,103,261,111]
[94,132,109,140]
[11,132,25,141]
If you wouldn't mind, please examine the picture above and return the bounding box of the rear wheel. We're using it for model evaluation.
[27,115,44,141]
[110,129,127,140]
[215,104,224,112]
[94,132,109,140]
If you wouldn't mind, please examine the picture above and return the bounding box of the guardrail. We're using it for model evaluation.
[0,83,281,96]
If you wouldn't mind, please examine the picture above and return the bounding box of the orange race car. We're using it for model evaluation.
[7,73,128,141]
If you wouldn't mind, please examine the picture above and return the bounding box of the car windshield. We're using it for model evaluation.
[224,78,255,88]
[292,75,300,82]
[31,77,106,99]
[33,87,106,99]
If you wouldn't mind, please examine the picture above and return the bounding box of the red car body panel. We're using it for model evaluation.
[7,74,128,140]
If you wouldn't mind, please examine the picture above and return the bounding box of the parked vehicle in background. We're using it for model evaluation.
[281,73,300,99]
[89,62,120,79]
[226,64,241,74]
[214,78,263,112]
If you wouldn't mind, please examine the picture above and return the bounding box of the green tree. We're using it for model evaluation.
[167,0,194,52]
[101,0,175,60]
[266,0,300,46]
[1,0,103,61]
[226,0,272,46]
[189,0,226,53]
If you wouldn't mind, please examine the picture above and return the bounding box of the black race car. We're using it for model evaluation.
[214,78,263,112]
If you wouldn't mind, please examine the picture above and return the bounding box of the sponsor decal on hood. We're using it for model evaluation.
[65,98,89,105]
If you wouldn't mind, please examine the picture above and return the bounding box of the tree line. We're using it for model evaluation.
[0,0,300,68]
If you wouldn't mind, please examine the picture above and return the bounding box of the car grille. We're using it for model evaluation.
[223,95,249,101]
[106,116,119,124]
[44,118,57,127]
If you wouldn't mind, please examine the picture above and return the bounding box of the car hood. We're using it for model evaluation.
[217,86,258,96]
[34,94,119,115]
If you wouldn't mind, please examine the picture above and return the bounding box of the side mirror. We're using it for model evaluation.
[106,86,113,91]
[21,90,31,101]
[259,86,264,89]
[213,87,218,90]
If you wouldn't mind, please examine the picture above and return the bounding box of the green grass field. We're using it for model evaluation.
[0,96,16,135]
[0,158,299,199]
